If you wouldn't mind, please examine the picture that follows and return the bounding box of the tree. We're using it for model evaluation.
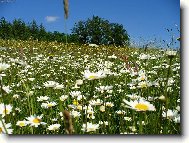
[0,17,13,39]
[71,16,130,46]
[109,23,130,46]
[38,24,47,41]
[53,31,66,42]
[72,21,89,44]
[29,20,39,39]
[12,19,28,40]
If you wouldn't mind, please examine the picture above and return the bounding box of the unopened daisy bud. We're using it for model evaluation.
[13,94,20,99]
[77,105,83,110]
[100,105,105,112]
[159,95,166,101]
[176,106,180,111]
[76,79,83,85]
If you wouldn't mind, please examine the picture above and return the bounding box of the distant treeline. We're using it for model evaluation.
[0,17,76,43]
[0,16,130,46]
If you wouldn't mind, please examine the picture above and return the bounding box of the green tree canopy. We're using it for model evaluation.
[71,16,130,46]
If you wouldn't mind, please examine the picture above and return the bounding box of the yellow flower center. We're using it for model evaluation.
[33,118,41,123]
[135,103,149,111]
[19,122,25,127]
[73,100,78,105]
[3,109,9,114]
[89,75,96,80]
[47,104,53,107]
[140,76,145,81]
[141,82,147,88]
[0,127,2,133]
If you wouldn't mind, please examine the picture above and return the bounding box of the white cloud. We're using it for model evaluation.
[45,16,59,22]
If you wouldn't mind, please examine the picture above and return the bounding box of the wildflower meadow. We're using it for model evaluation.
[0,38,180,135]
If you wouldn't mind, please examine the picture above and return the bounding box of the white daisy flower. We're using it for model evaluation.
[108,54,117,59]
[82,122,99,132]
[37,96,49,102]
[83,70,106,80]
[2,86,12,94]
[26,115,46,127]
[70,110,81,118]
[16,120,28,127]
[125,94,142,100]
[59,95,68,101]
[70,91,82,98]
[137,81,148,88]
[0,63,10,72]
[54,84,64,89]
[123,98,156,111]
[162,109,178,120]
[0,120,13,134]
[84,105,94,115]
[139,54,150,60]
[76,94,85,101]
[43,81,58,88]
[41,101,57,108]
[89,99,103,106]
[95,85,113,93]
[0,103,13,117]
[137,70,147,81]
[47,124,61,131]
[105,102,114,107]
[166,50,177,57]
[173,115,180,123]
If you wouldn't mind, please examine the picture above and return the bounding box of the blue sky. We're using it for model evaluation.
[0,0,180,47]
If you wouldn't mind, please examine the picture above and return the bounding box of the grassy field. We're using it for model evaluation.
[0,39,180,134]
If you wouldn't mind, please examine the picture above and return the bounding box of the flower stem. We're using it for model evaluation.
[139,112,143,134]
[0,115,8,134]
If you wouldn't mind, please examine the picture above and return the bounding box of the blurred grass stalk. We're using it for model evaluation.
[63,0,69,45]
